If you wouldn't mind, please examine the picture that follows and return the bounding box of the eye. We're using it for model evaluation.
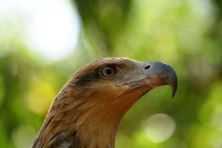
[100,66,116,78]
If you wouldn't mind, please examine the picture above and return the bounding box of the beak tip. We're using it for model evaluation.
[171,81,177,98]
[167,67,177,98]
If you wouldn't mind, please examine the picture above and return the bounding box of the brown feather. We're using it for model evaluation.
[32,57,177,148]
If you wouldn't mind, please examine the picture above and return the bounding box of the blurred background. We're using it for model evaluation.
[0,0,222,147]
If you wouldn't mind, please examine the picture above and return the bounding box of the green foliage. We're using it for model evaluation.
[1,0,222,147]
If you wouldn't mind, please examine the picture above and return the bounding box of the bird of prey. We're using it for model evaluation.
[32,57,177,148]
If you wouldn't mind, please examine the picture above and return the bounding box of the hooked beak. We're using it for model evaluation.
[139,62,177,97]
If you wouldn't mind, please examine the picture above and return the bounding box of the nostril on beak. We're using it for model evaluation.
[144,65,151,70]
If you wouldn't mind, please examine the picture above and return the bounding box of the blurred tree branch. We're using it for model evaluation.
[73,0,132,55]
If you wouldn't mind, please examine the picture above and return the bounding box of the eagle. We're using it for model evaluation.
[32,57,177,148]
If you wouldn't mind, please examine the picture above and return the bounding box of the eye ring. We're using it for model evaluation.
[100,66,116,78]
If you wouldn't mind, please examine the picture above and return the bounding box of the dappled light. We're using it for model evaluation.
[27,79,56,115]
[0,0,222,147]
[144,113,176,143]
[12,125,35,148]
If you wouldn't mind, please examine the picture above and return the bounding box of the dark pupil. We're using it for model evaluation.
[105,68,112,75]
[103,67,114,76]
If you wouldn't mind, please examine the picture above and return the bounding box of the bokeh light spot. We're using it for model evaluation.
[12,125,36,148]
[27,80,56,115]
[24,0,81,61]
[144,113,176,143]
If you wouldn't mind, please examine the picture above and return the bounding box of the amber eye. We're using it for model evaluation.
[100,66,116,78]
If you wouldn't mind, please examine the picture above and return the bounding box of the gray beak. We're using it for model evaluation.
[141,62,178,97]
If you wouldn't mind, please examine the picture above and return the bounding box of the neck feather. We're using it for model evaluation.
[33,87,119,148]
[33,83,150,148]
